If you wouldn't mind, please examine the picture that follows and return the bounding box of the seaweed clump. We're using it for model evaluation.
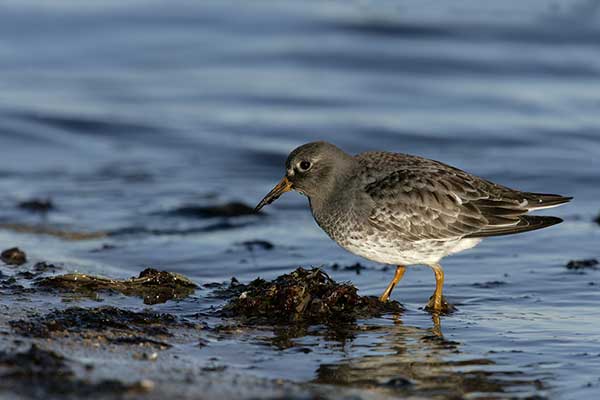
[222,267,402,325]
[1,247,27,266]
[36,268,197,304]
[10,306,180,339]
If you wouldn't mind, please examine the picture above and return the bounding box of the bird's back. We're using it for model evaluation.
[354,151,571,240]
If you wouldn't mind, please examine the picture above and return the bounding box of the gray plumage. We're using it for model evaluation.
[255,141,571,310]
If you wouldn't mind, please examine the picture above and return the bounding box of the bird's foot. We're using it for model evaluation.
[378,294,390,303]
[424,295,456,314]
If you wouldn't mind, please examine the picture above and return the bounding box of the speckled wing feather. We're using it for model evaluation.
[357,152,570,240]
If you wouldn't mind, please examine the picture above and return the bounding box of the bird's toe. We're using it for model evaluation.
[424,295,456,314]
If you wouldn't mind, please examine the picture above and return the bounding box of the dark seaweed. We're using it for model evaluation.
[10,306,181,338]
[36,268,197,304]
[1,247,27,266]
[221,267,402,325]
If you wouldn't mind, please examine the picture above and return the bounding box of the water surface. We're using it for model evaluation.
[1,1,599,398]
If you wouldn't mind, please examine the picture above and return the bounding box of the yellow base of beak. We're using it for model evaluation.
[254,176,293,212]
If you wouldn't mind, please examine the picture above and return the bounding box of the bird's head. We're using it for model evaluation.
[254,141,354,212]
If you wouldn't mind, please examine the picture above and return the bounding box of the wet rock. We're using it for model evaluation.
[18,198,54,213]
[10,306,181,338]
[240,240,274,251]
[1,247,27,266]
[170,202,256,218]
[566,259,599,270]
[36,267,197,304]
[0,344,151,397]
[221,267,403,325]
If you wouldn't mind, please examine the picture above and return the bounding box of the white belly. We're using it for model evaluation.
[339,237,482,266]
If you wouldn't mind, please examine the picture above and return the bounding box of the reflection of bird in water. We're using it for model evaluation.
[255,142,571,312]
[313,316,549,398]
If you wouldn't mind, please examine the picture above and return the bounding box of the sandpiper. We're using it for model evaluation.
[254,141,571,312]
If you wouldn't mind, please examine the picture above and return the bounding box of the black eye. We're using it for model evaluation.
[299,160,311,171]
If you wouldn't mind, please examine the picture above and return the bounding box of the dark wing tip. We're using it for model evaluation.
[465,215,564,238]
[526,193,573,210]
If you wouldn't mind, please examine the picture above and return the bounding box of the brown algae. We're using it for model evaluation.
[221,267,403,325]
[36,268,197,304]
[1,247,27,266]
[10,306,184,339]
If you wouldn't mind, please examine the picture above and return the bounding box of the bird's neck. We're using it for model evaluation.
[308,163,358,229]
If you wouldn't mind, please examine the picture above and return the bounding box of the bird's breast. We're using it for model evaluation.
[310,194,372,249]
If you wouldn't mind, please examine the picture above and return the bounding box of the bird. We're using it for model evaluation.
[254,141,571,312]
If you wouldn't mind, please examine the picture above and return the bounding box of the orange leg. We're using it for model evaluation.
[426,263,445,312]
[379,265,406,302]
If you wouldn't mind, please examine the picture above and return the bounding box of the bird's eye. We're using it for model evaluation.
[299,160,312,171]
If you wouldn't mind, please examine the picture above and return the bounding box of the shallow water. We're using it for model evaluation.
[1,0,599,398]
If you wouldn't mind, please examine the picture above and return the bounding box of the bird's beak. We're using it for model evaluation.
[254,176,293,212]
